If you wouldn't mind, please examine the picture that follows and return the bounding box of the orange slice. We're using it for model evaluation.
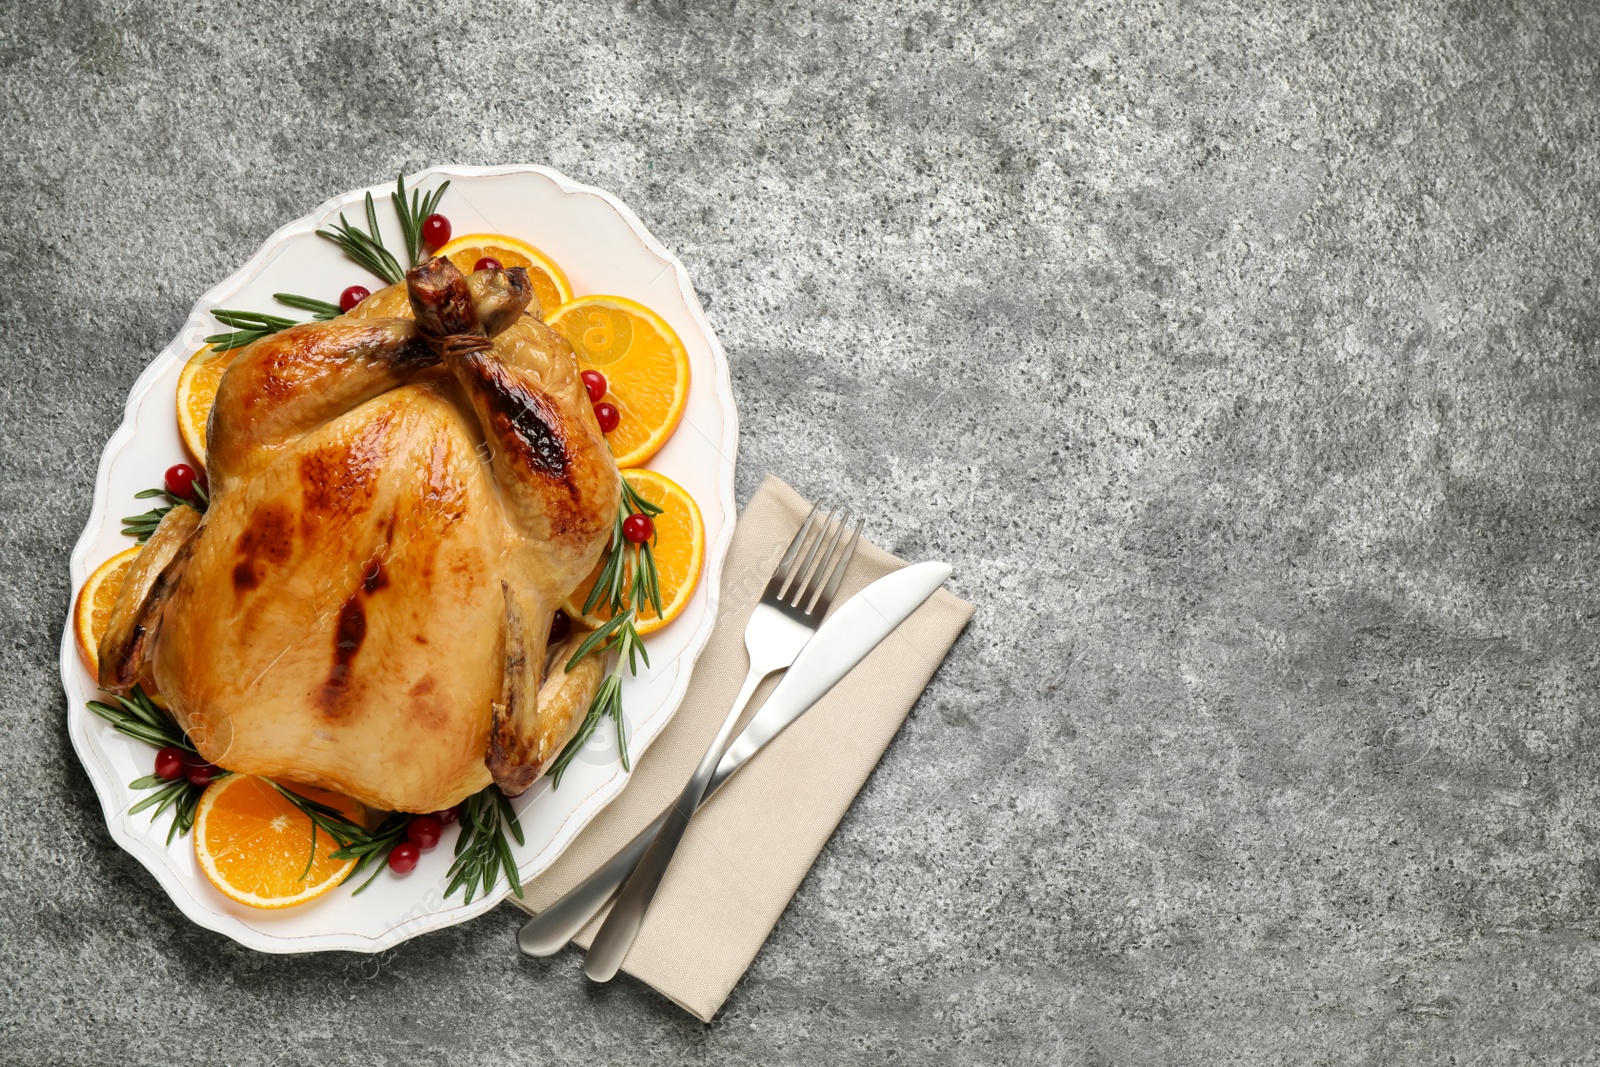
[73,546,141,677]
[546,296,690,468]
[564,469,704,634]
[194,775,364,909]
[176,345,239,466]
[435,233,574,319]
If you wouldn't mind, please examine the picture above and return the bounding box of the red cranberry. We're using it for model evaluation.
[154,746,186,781]
[421,214,451,249]
[184,757,217,788]
[339,285,371,312]
[164,463,200,499]
[623,514,654,544]
[473,256,501,272]
[434,805,462,826]
[549,610,571,643]
[407,814,443,850]
[594,401,620,433]
[388,842,420,874]
[581,370,608,404]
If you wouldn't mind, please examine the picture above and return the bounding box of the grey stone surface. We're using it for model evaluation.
[3,0,1599,1062]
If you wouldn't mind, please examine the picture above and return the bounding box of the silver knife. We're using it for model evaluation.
[517,560,953,957]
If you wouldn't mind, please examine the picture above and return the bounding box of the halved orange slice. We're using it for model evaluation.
[194,775,365,909]
[73,546,142,676]
[175,345,239,466]
[435,233,574,319]
[564,469,704,635]
[546,296,690,468]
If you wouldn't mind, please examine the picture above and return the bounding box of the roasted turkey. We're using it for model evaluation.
[98,258,621,812]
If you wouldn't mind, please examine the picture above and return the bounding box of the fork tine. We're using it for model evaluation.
[781,507,838,602]
[774,504,819,575]
[806,518,863,616]
[798,512,851,612]
[767,504,820,597]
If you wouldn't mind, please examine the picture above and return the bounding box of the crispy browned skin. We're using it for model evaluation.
[100,260,618,812]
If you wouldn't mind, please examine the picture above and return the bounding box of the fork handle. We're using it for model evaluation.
[582,665,767,982]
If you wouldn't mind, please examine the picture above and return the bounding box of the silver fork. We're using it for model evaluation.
[582,504,862,982]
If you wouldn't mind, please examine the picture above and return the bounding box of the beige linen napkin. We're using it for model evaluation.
[514,475,973,1020]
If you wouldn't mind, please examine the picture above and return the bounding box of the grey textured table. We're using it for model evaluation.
[4,2,1598,1063]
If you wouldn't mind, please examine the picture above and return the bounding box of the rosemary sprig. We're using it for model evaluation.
[581,479,666,620]
[548,617,636,787]
[86,686,228,843]
[550,478,669,785]
[125,775,208,844]
[204,294,331,351]
[334,813,414,893]
[269,778,528,902]
[121,494,172,542]
[272,292,342,320]
[267,783,415,894]
[564,609,635,671]
[445,786,525,903]
[87,685,192,752]
[207,173,447,350]
[549,674,627,786]
[315,172,451,285]
[317,192,406,284]
[121,483,208,543]
[205,309,299,351]
[273,780,527,901]
[392,172,450,269]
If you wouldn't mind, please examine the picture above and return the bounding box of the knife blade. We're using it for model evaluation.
[518,559,952,957]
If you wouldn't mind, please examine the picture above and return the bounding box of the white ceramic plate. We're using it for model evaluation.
[60,165,738,952]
